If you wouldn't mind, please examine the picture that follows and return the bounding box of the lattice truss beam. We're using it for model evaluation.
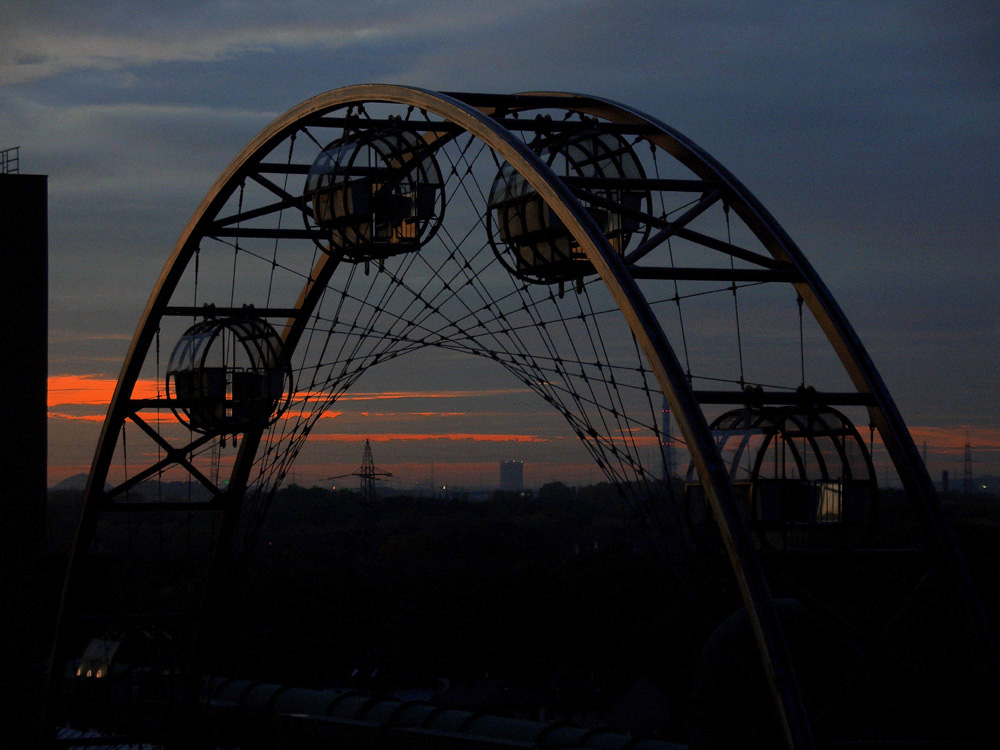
[47,87,997,749]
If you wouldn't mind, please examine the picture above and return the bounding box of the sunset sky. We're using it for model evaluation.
[2,1,997,488]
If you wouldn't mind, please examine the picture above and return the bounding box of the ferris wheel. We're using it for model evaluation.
[45,86,996,748]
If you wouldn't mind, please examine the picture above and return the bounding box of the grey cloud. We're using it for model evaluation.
[0,0,538,85]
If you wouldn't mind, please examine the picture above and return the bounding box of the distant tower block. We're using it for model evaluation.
[500,460,523,492]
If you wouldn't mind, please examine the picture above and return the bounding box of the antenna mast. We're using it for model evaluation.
[964,432,974,496]
[660,396,673,482]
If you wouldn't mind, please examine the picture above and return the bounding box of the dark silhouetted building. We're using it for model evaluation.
[0,164,48,745]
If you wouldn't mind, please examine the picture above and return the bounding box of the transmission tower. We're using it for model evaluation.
[359,439,377,502]
[327,439,392,502]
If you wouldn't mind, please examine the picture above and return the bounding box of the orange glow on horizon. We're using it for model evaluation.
[908,425,1000,454]
[45,373,1000,487]
[48,374,160,408]
[274,409,344,421]
[332,387,530,401]
[306,432,552,443]
[290,387,530,403]
[47,374,526,422]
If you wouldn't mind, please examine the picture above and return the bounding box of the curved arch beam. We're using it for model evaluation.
[47,84,816,748]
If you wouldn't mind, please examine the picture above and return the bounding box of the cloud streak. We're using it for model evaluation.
[307,432,550,444]
[1,0,536,85]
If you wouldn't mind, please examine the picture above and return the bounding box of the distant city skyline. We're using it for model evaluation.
[3,1,997,487]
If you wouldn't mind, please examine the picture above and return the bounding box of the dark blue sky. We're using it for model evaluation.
[2,0,997,483]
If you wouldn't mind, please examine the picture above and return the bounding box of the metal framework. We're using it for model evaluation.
[1,145,19,174]
[46,86,996,748]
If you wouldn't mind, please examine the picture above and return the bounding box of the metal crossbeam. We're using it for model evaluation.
[631,266,800,283]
